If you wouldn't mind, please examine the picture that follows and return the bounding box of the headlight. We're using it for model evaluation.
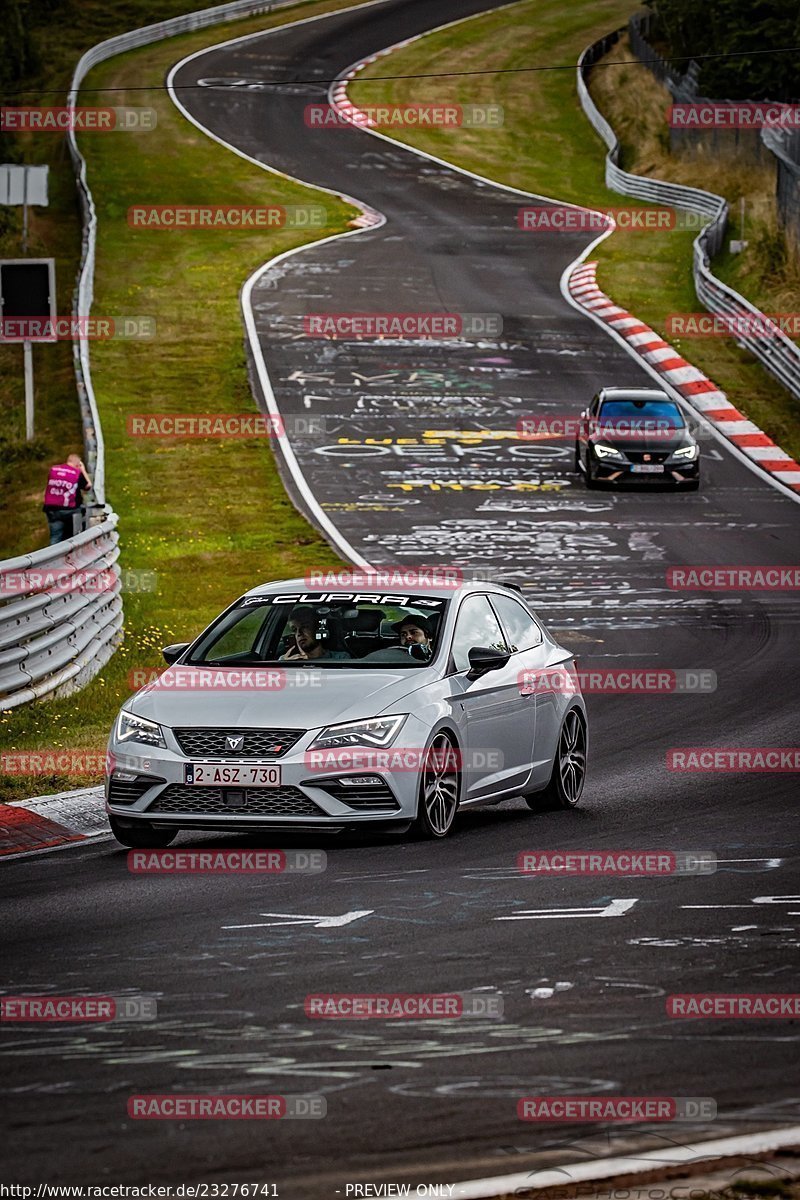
[593,443,626,460]
[115,709,166,748]
[309,715,407,751]
[670,444,699,460]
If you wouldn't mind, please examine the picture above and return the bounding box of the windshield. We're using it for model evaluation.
[187,593,448,668]
[597,398,685,434]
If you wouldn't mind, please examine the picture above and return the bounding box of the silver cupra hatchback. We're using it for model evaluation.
[105,578,588,846]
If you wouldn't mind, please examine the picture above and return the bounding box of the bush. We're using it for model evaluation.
[645,0,800,102]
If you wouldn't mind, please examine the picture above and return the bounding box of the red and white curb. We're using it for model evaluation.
[1,786,107,859]
[329,40,423,205]
[321,67,386,225]
[449,1124,800,1199]
[568,261,800,493]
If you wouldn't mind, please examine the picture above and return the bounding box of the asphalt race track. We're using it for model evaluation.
[3,0,800,1194]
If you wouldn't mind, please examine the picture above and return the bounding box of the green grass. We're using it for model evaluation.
[0,0,378,802]
[350,1,800,460]
[727,1182,799,1199]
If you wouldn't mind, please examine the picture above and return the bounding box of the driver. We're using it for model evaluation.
[392,615,434,660]
[279,606,350,661]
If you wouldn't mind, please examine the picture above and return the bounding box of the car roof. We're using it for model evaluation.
[598,387,672,402]
[241,577,527,603]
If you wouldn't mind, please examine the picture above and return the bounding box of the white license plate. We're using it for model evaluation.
[631,463,664,474]
[184,763,281,787]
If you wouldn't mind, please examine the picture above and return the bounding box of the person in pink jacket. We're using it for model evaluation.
[42,454,92,545]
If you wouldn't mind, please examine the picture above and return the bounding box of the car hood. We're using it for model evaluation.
[124,666,432,733]
[591,428,693,453]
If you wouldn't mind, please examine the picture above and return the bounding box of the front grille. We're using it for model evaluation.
[624,449,670,464]
[148,784,324,817]
[173,728,304,759]
[308,777,400,811]
[108,774,164,805]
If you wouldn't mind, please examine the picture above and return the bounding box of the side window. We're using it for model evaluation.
[489,594,543,652]
[451,595,508,673]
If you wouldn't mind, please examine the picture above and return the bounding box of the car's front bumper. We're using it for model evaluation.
[106,719,432,831]
[591,456,699,485]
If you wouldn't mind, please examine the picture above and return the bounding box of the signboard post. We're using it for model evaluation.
[0,164,49,252]
[0,258,57,440]
[23,340,34,440]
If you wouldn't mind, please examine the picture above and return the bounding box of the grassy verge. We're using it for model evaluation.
[0,0,372,558]
[0,0,208,558]
[592,33,800,316]
[350,1,800,460]
[0,0,378,802]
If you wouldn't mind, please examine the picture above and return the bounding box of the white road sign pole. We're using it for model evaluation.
[22,168,28,253]
[23,339,34,440]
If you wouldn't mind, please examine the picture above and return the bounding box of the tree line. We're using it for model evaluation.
[645,0,799,102]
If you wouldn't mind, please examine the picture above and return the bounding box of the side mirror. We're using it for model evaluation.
[467,645,510,679]
[162,642,190,665]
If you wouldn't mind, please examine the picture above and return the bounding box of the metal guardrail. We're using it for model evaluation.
[761,126,800,261]
[577,33,800,404]
[1,0,297,711]
[0,510,123,710]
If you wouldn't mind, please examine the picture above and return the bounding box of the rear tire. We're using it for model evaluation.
[525,709,587,812]
[410,730,460,839]
[108,816,177,848]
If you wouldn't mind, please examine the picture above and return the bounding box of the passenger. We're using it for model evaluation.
[279,606,350,661]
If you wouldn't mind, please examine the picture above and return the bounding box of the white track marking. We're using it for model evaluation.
[223,909,373,929]
[496,899,638,921]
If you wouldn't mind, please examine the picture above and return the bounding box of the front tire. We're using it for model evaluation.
[585,454,599,489]
[108,816,177,848]
[525,709,587,811]
[411,730,460,839]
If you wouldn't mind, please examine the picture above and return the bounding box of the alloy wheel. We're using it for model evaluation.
[421,731,460,836]
[558,709,586,805]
